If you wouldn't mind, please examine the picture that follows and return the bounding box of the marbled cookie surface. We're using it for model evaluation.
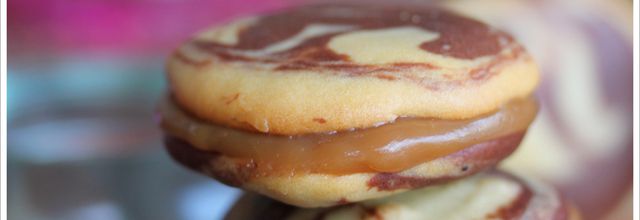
[167,3,539,135]
[225,171,580,220]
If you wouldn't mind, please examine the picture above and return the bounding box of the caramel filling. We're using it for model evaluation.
[160,97,537,175]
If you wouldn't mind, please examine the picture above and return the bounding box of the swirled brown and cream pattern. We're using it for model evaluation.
[167,3,539,135]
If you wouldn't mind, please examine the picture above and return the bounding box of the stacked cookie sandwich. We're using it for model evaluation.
[159,3,579,219]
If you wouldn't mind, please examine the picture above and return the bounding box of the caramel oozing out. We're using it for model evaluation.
[160,97,537,175]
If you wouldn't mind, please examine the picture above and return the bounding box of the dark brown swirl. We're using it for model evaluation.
[191,3,516,68]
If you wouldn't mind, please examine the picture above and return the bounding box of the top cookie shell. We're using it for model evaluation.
[167,3,539,135]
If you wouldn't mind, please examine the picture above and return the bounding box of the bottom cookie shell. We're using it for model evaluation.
[225,170,580,220]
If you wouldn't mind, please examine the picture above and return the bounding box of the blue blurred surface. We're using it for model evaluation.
[8,55,241,220]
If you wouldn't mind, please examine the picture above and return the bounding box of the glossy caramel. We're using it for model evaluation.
[160,97,537,175]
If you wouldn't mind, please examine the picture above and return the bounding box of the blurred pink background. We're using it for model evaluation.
[9,0,295,59]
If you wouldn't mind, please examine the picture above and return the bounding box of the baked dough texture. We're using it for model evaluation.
[225,171,581,220]
[167,3,539,135]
